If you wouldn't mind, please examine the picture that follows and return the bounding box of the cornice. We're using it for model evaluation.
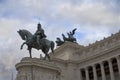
[77,42,120,64]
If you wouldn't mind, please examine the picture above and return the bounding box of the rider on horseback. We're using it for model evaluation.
[34,23,46,48]
[18,26,54,59]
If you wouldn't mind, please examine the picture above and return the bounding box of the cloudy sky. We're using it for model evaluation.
[0,0,120,80]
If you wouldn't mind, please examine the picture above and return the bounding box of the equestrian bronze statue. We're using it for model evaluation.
[17,23,54,60]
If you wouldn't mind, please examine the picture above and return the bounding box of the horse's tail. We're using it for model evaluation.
[51,41,55,54]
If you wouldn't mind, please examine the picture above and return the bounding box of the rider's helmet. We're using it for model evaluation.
[37,23,41,30]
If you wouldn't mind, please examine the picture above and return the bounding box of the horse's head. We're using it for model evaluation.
[17,29,33,41]
[17,29,26,40]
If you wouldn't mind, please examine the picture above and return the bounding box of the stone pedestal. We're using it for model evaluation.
[15,57,61,80]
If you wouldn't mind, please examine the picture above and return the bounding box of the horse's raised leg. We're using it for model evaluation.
[28,47,32,58]
[21,42,26,50]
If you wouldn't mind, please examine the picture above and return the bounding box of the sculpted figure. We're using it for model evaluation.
[17,23,54,60]
[67,28,77,42]
[56,37,64,46]
[56,28,77,46]
[34,23,46,47]
[68,28,77,40]
[62,28,77,42]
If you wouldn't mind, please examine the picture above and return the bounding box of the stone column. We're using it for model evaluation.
[85,67,89,80]
[100,62,106,80]
[116,56,120,77]
[108,59,115,80]
[79,69,83,80]
[92,65,97,80]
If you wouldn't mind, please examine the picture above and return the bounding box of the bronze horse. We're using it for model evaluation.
[17,29,54,60]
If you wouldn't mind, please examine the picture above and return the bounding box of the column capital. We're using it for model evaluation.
[85,66,89,69]
[108,58,112,62]
[99,61,104,65]
[92,64,96,67]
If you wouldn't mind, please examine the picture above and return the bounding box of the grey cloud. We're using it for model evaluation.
[92,0,120,13]
[0,0,119,27]
[55,1,120,27]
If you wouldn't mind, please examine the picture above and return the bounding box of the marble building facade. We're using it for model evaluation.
[16,31,120,80]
